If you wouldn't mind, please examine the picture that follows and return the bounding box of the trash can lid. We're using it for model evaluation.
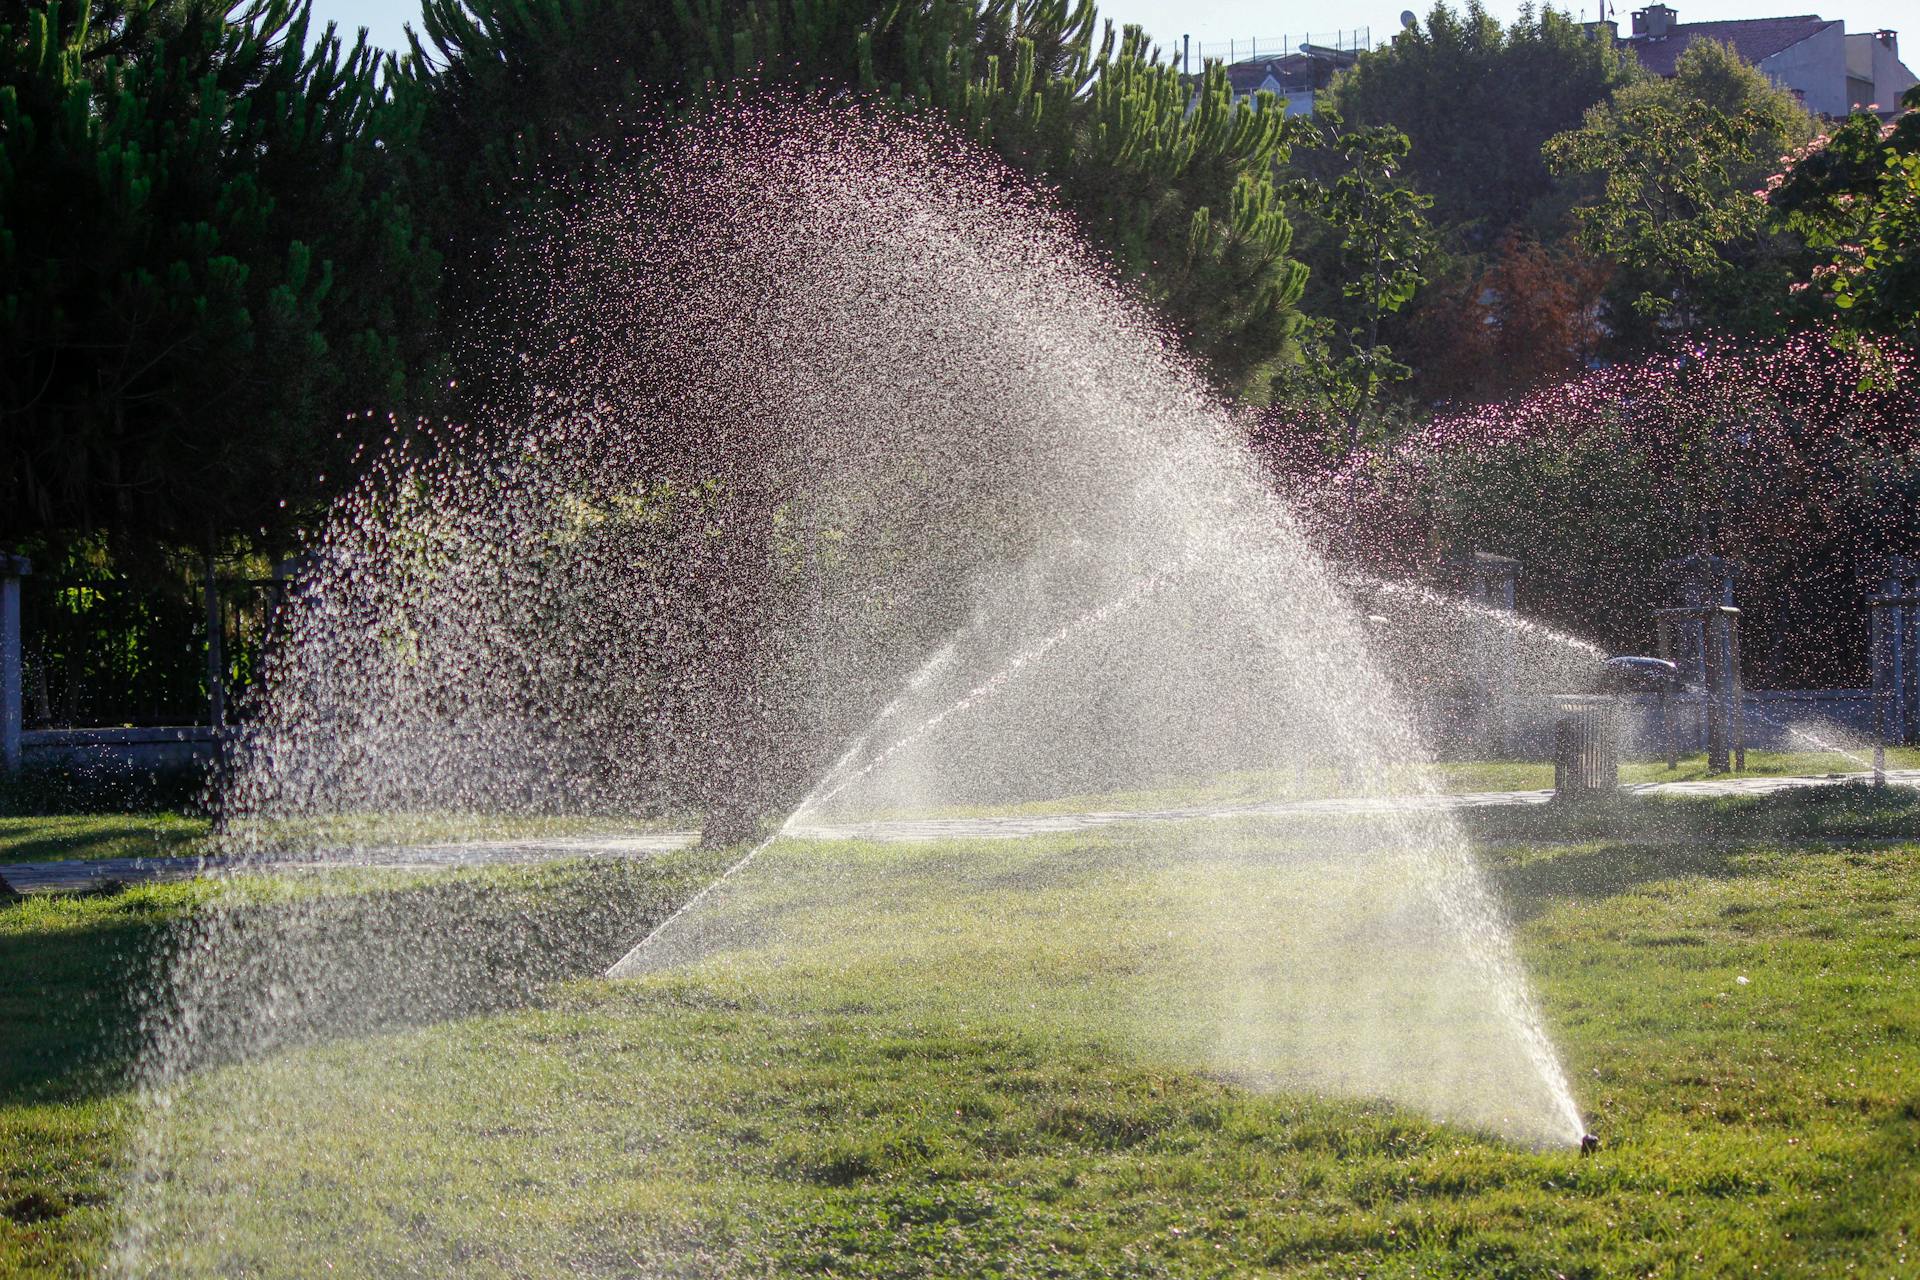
[1600,656,1678,691]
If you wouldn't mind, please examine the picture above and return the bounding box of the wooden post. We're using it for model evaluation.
[1874,595,1887,785]
[1902,579,1920,748]
[1,555,28,773]
[1702,609,1728,773]
[1655,603,1739,773]
[1658,547,1739,771]
[1727,608,1745,771]
[1657,616,1678,769]
[1869,558,1920,778]
[204,553,225,731]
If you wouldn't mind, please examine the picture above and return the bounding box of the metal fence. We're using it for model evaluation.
[21,575,284,730]
[1185,30,1373,65]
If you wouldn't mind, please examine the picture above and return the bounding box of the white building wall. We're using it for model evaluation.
[1845,31,1873,81]
[1761,22,1849,118]
[1846,31,1918,111]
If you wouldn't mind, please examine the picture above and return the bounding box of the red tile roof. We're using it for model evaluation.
[1627,15,1835,77]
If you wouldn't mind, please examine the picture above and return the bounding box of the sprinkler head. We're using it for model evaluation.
[1580,1133,1601,1155]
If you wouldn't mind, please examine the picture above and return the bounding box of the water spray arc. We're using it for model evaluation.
[787,570,1176,825]
[606,635,962,977]
[609,569,1176,975]
[118,106,1596,1273]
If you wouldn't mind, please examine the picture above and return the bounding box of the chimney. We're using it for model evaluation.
[1632,4,1676,38]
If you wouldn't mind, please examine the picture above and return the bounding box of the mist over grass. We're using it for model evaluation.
[5,789,1918,1275]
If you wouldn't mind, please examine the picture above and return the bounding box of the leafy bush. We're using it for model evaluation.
[1263,332,1920,686]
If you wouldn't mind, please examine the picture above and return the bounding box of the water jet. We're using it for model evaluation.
[115,106,1589,1272]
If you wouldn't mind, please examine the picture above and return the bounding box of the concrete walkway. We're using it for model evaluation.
[0,833,697,896]
[5,769,1916,896]
[790,768,1920,843]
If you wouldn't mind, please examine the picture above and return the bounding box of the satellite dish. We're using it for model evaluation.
[1400,10,1418,28]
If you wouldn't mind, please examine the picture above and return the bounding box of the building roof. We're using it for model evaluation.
[1626,15,1836,77]
[1223,47,1359,95]
[1225,60,1284,94]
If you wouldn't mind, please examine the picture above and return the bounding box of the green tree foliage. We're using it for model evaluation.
[1327,1,1633,245]
[1278,113,1433,447]
[0,0,438,554]
[1545,38,1814,337]
[1769,87,1920,345]
[395,0,1304,399]
[1290,334,1920,688]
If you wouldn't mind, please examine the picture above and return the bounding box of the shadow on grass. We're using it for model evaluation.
[0,766,207,818]
[1473,779,1920,845]
[0,816,206,866]
[0,893,178,1106]
[1468,782,1920,922]
[1489,842,1759,924]
[0,853,727,1108]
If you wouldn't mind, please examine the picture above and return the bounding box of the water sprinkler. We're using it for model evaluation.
[1580,1133,1601,1155]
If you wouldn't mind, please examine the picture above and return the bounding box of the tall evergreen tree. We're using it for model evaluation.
[393,0,1304,401]
[0,0,438,555]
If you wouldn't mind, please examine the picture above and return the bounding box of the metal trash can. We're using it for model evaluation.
[1553,695,1619,799]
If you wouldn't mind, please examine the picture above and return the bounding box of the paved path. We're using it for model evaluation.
[786,785,1556,844]
[790,768,1920,843]
[0,833,697,896]
[6,769,1916,896]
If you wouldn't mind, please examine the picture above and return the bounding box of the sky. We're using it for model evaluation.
[313,0,1920,65]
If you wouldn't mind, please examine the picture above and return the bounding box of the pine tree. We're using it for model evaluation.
[0,0,438,554]
[394,0,1303,400]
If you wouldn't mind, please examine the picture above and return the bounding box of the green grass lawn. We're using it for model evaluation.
[0,811,698,865]
[8,750,1916,865]
[825,748,1920,821]
[0,814,209,867]
[5,791,1919,1276]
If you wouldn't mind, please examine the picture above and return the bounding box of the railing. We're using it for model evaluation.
[19,574,286,730]
[1177,29,1373,68]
